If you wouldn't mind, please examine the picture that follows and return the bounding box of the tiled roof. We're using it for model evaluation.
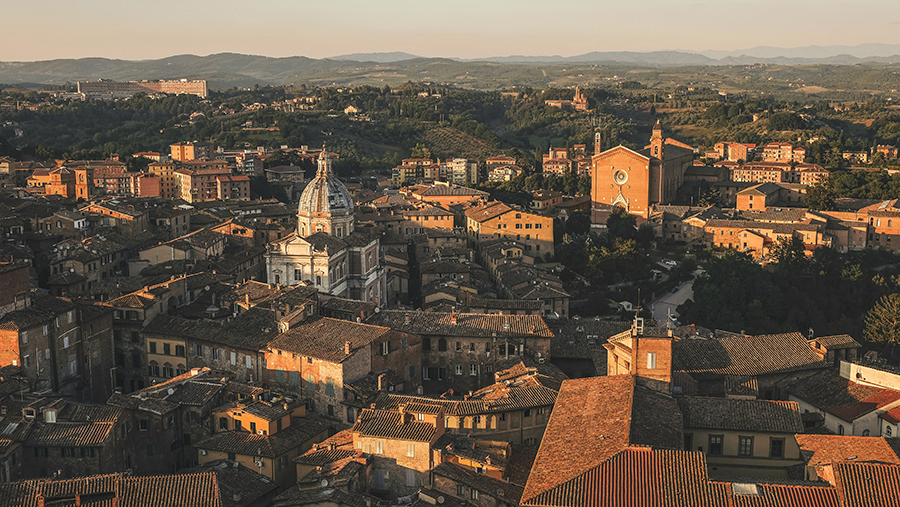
[829,461,900,507]
[351,408,436,442]
[524,447,725,507]
[724,376,759,398]
[214,399,302,422]
[0,295,76,332]
[303,231,348,252]
[433,462,524,503]
[465,201,511,222]
[674,332,828,379]
[433,434,508,469]
[366,310,553,338]
[788,370,900,422]
[677,397,803,433]
[796,435,900,467]
[267,316,401,363]
[25,421,115,447]
[195,417,329,458]
[521,375,683,503]
[467,297,542,311]
[273,484,381,507]
[179,460,278,507]
[813,334,861,350]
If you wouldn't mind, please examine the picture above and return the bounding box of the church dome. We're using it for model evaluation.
[298,151,354,218]
[296,150,355,238]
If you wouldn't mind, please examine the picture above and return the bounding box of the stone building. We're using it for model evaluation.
[366,310,553,396]
[266,151,385,304]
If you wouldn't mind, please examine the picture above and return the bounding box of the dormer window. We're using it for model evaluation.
[23,408,36,420]
[44,410,57,423]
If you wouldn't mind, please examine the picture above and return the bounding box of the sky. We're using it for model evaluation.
[4,0,900,61]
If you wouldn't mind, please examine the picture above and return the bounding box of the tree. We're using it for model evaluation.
[409,142,431,159]
[806,178,836,211]
[606,207,636,242]
[565,212,591,236]
[864,293,900,354]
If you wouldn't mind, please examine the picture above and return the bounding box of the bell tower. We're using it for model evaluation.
[650,119,663,159]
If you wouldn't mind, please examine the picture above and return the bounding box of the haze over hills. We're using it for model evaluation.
[4,44,900,90]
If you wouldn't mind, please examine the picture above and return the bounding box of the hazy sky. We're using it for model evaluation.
[4,0,900,61]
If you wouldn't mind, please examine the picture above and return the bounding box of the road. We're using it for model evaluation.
[650,268,703,324]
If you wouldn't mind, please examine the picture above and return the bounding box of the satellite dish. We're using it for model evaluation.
[321,479,329,487]
[70,268,75,273]
[438,496,445,504]
[204,285,210,291]
[167,388,175,395]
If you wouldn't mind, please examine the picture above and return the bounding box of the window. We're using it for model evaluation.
[307,374,315,391]
[212,348,221,360]
[684,433,693,450]
[438,339,447,351]
[838,425,844,435]
[149,342,157,354]
[401,338,407,350]
[279,456,288,469]
[374,441,384,454]
[406,469,416,487]
[423,338,431,350]
[326,379,335,397]
[140,419,148,431]
[163,343,171,355]
[407,443,415,457]
[888,426,894,437]
[81,447,94,458]
[438,368,445,380]
[456,341,462,351]
[455,364,462,376]
[471,490,479,500]
[250,422,257,433]
[246,356,252,369]
[770,438,785,458]
[230,352,236,365]
[422,367,431,380]
[647,352,657,369]
[457,485,465,496]
[175,345,185,357]
[194,344,203,357]
[276,368,284,383]
[708,435,723,455]
[63,336,69,348]
[863,429,871,437]
[21,331,26,343]
[738,436,754,457]
[381,342,390,356]
[470,364,477,376]
[409,365,415,379]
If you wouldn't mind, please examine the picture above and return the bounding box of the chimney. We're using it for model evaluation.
[245,293,250,305]
[378,373,387,391]
[398,404,406,425]
[283,402,289,411]
[450,308,457,325]
[667,327,674,338]
[344,341,351,355]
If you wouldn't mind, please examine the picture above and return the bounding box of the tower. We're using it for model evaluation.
[650,119,663,159]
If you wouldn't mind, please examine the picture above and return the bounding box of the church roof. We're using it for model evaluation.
[297,151,353,218]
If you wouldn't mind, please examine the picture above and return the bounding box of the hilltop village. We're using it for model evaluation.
[2,109,900,506]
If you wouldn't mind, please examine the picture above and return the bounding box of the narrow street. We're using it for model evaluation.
[651,268,703,325]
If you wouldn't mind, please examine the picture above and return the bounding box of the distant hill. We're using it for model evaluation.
[329,52,421,63]
[700,43,900,60]
[5,49,900,91]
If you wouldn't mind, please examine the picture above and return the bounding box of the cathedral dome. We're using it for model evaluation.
[298,151,354,217]
[297,150,354,237]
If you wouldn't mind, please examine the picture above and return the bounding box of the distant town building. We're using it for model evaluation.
[544,86,589,111]
[77,79,208,99]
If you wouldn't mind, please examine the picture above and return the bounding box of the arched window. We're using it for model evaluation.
[888,426,893,437]
[838,424,844,435]
[862,429,870,437]
[422,338,431,350]
[438,339,447,352]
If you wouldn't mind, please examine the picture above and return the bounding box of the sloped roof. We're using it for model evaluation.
[677,397,803,433]
[195,418,328,458]
[351,409,436,442]
[267,316,400,363]
[796,435,900,467]
[789,370,900,422]
[674,332,827,379]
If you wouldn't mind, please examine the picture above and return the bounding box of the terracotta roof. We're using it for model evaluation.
[351,408,436,442]
[828,461,900,507]
[179,460,278,507]
[788,370,900,422]
[521,376,683,503]
[433,462,524,503]
[26,421,115,447]
[195,418,328,458]
[267,316,403,363]
[796,435,900,468]
[465,201,512,222]
[812,334,861,350]
[677,397,803,433]
[366,310,553,338]
[674,332,828,380]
